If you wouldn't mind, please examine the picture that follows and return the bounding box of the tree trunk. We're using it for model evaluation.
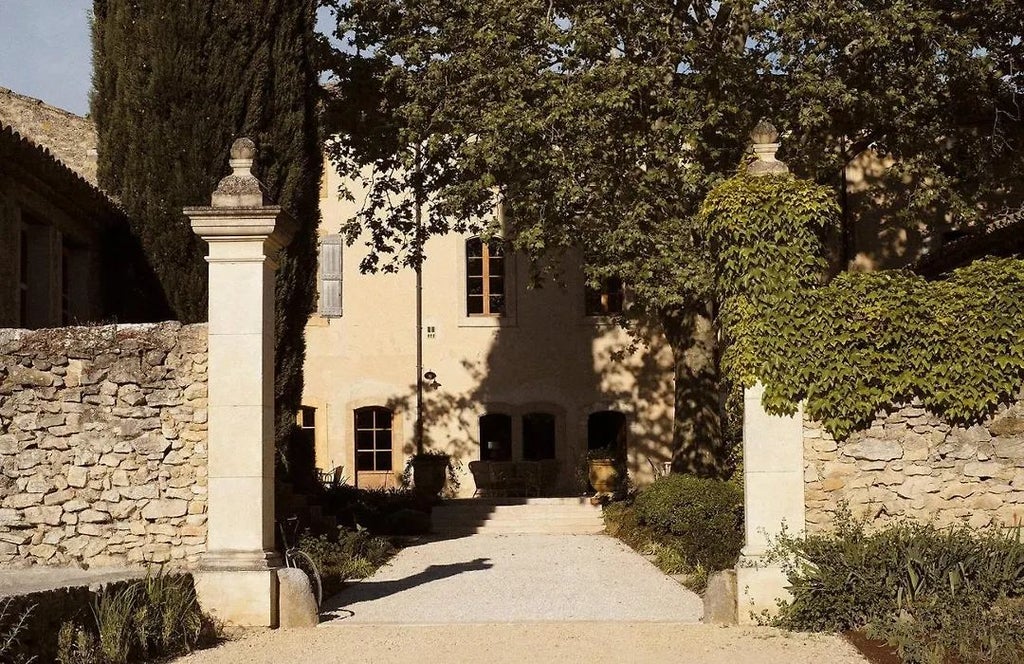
[661,303,728,478]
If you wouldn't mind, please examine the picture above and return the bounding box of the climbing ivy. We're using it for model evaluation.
[701,174,1024,440]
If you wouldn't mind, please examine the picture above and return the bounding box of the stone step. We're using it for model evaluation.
[444,497,596,506]
[432,524,606,536]
[431,498,605,535]
[434,506,598,516]
[433,513,604,525]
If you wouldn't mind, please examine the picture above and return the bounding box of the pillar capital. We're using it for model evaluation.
[184,138,297,262]
[747,120,789,177]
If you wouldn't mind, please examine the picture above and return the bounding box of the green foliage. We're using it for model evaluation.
[322,0,1020,467]
[322,0,1023,312]
[702,171,1024,439]
[870,596,1024,664]
[298,528,397,597]
[699,173,840,303]
[631,474,744,571]
[762,0,1024,224]
[731,258,1024,439]
[57,623,102,664]
[773,510,1024,663]
[91,1,322,470]
[604,493,722,593]
[56,574,215,664]
[322,485,433,535]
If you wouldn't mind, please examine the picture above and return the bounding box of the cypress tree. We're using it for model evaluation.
[91,0,321,475]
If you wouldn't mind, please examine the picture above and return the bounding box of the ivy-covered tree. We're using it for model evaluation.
[320,0,1022,476]
[92,0,322,475]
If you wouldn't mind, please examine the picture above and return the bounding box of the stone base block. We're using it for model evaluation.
[195,568,279,627]
[277,568,318,628]
[735,562,790,625]
[703,569,738,624]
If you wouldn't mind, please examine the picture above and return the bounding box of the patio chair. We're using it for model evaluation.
[538,459,560,496]
[517,461,542,497]
[468,460,491,496]
[491,461,523,497]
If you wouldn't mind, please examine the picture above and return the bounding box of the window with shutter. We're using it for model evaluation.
[319,235,344,316]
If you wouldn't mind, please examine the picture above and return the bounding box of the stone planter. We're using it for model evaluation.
[412,455,449,498]
[588,458,620,494]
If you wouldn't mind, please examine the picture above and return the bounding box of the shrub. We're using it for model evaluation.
[322,485,432,535]
[773,509,1024,663]
[298,528,397,597]
[633,474,744,571]
[55,573,216,664]
[0,598,33,663]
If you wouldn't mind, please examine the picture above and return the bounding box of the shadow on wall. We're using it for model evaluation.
[379,251,683,493]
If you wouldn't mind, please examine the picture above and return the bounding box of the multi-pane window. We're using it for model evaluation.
[466,237,505,316]
[479,413,512,461]
[354,407,393,472]
[585,276,625,316]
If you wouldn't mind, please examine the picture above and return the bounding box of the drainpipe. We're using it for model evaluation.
[414,147,424,456]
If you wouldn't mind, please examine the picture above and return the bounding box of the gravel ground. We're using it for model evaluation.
[173,535,867,663]
[175,623,868,664]
[321,534,703,623]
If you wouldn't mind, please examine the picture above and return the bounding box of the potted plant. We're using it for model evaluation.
[408,450,459,499]
[586,447,622,494]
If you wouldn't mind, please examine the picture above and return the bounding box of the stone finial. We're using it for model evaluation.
[211,137,265,207]
[747,120,789,177]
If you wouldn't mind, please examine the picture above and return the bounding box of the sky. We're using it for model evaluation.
[0,0,94,115]
[0,2,338,117]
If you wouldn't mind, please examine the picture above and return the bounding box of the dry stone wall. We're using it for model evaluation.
[805,400,1024,532]
[0,323,207,567]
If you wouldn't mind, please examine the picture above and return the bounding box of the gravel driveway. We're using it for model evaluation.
[174,534,867,663]
[322,533,703,623]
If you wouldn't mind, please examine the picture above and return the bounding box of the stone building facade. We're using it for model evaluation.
[305,167,679,495]
[0,87,165,329]
[0,323,208,567]
[804,400,1024,532]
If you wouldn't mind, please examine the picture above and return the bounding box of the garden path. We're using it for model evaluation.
[175,534,868,663]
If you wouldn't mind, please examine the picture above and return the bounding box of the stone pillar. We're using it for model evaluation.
[735,382,805,622]
[734,122,805,623]
[184,138,295,627]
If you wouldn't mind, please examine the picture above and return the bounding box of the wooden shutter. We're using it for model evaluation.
[319,235,343,316]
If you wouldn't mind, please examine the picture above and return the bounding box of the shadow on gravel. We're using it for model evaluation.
[319,558,494,622]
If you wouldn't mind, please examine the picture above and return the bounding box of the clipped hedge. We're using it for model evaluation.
[633,474,744,571]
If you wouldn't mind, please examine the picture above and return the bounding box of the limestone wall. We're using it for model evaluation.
[0,323,208,567]
[805,401,1024,532]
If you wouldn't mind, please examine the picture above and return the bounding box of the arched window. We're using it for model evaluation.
[587,410,627,457]
[522,412,556,460]
[354,407,393,472]
[466,237,505,316]
[479,414,513,461]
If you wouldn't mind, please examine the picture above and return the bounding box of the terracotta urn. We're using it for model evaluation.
[588,458,620,494]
